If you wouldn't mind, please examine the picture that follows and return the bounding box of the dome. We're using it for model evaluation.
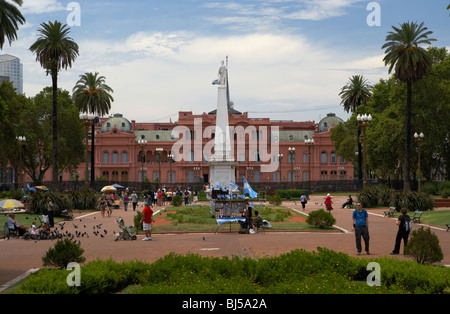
[101,113,132,133]
[318,113,344,133]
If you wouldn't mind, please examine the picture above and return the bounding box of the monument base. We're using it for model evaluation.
[209,160,237,188]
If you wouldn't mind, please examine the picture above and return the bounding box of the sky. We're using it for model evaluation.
[2,0,450,124]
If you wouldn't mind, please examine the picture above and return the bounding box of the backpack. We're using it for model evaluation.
[403,215,412,232]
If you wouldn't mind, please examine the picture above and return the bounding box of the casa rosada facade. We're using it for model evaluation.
[38,109,352,186]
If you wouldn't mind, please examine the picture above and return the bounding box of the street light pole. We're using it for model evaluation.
[288,147,295,189]
[17,136,26,191]
[357,114,372,188]
[138,139,147,190]
[156,148,163,188]
[414,132,424,193]
[277,153,283,184]
[168,153,174,187]
[305,138,314,192]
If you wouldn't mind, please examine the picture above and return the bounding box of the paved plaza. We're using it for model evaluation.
[1,195,449,291]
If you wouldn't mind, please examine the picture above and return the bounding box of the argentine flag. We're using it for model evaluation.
[244,179,258,199]
[229,181,239,190]
[216,180,227,192]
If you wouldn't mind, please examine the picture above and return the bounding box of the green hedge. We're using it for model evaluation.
[275,189,309,200]
[7,248,450,294]
[27,189,98,215]
[358,186,435,211]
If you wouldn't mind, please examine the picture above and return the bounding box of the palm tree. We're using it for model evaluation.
[339,75,372,182]
[73,72,114,116]
[73,72,114,184]
[339,75,372,113]
[29,21,79,184]
[0,0,25,49]
[382,21,435,190]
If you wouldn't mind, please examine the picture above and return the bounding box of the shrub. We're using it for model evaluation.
[68,189,98,210]
[422,182,438,195]
[306,208,336,228]
[268,194,282,206]
[358,187,435,211]
[171,194,183,206]
[441,188,450,199]
[438,181,450,194]
[28,192,72,216]
[134,211,143,230]
[42,238,86,268]
[275,189,308,200]
[405,227,443,264]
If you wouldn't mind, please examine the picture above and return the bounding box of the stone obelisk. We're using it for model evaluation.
[209,58,236,189]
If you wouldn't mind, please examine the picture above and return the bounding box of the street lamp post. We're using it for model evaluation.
[414,132,424,193]
[357,114,372,188]
[17,136,26,191]
[288,147,295,188]
[138,139,147,189]
[168,153,174,186]
[156,148,163,188]
[305,138,314,192]
[80,113,94,189]
[277,153,283,184]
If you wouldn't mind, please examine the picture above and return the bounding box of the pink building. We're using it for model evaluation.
[37,110,352,188]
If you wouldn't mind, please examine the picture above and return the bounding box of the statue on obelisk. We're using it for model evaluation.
[209,57,236,188]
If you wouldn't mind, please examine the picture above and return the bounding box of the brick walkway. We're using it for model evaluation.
[1,195,449,290]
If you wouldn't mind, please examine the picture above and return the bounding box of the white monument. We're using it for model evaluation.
[209,57,236,189]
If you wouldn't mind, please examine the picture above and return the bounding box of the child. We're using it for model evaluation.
[140,204,154,241]
[30,221,37,236]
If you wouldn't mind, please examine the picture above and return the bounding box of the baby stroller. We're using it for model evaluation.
[115,217,137,241]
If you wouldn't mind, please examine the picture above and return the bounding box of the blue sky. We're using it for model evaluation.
[3,0,450,124]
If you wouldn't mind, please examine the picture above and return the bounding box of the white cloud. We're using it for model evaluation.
[21,0,66,14]
[33,30,385,123]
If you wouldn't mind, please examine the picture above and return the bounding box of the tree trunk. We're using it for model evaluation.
[51,72,58,184]
[404,81,412,191]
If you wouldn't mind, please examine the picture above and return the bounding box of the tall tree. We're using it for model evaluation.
[0,0,25,49]
[382,21,435,190]
[339,75,372,181]
[29,21,79,184]
[72,72,114,183]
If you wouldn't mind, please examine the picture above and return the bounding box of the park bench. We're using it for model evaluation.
[3,222,18,239]
[384,207,396,218]
[411,211,423,223]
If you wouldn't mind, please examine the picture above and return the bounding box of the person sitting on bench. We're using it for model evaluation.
[7,214,28,236]
[342,195,353,208]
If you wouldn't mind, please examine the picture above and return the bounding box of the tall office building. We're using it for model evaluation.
[0,54,23,94]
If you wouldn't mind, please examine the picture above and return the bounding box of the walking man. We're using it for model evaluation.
[352,202,370,255]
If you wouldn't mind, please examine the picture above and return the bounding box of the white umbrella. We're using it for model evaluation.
[101,185,117,192]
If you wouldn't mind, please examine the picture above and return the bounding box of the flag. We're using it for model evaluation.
[244,179,258,198]
[210,199,214,215]
[216,181,227,192]
[229,181,239,190]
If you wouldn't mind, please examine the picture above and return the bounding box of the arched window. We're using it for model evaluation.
[122,151,128,163]
[112,151,119,164]
[321,151,327,164]
[330,151,337,164]
[103,151,109,163]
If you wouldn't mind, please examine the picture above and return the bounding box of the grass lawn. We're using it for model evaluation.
[150,204,334,233]
[419,210,450,228]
